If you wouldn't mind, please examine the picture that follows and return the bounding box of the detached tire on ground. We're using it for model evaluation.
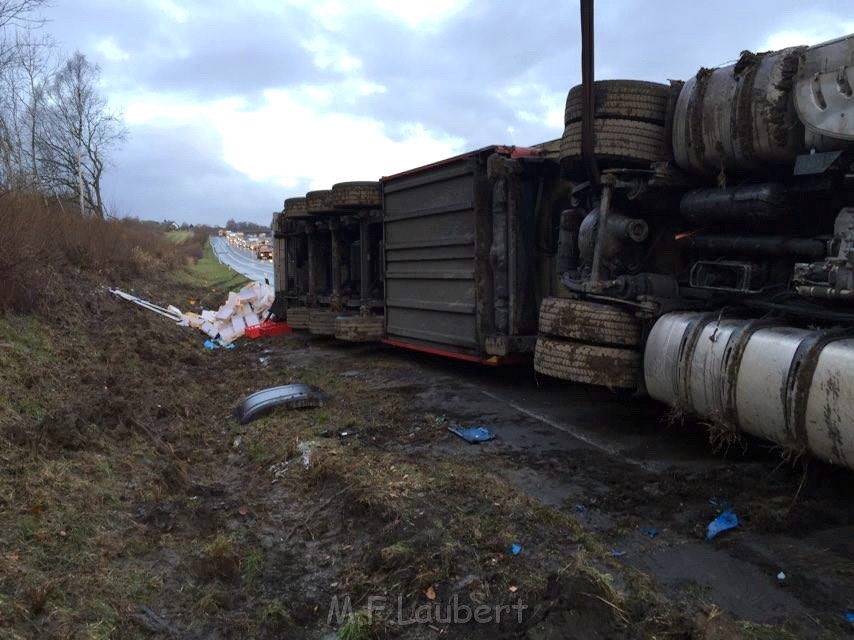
[534,336,640,389]
[560,119,668,171]
[309,309,337,335]
[538,297,641,347]
[335,315,384,342]
[287,306,310,329]
[564,80,671,125]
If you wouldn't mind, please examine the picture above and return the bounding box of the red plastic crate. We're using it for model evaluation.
[245,320,293,339]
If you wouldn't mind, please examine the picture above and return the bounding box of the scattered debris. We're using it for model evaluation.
[187,282,275,344]
[612,549,626,557]
[112,282,278,345]
[234,384,328,424]
[511,543,522,555]
[298,441,316,469]
[267,440,319,477]
[203,339,236,350]
[573,504,587,514]
[268,460,290,479]
[425,586,437,601]
[245,319,291,339]
[448,425,495,444]
[641,527,660,539]
[706,509,739,540]
[845,611,854,623]
[109,288,183,321]
[777,571,786,581]
[319,428,358,439]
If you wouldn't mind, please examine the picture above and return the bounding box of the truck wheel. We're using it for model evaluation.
[560,119,668,171]
[335,315,384,342]
[286,306,310,329]
[564,80,671,125]
[332,181,382,209]
[534,336,640,389]
[284,197,308,218]
[306,190,337,214]
[538,297,641,347]
[309,309,337,335]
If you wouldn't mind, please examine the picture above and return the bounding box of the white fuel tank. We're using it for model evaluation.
[645,313,854,469]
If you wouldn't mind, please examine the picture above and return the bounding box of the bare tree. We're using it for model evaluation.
[0,2,127,212]
[39,52,127,217]
[17,32,53,190]
[0,0,48,192]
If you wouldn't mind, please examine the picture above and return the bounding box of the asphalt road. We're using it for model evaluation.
[210,236,273,284]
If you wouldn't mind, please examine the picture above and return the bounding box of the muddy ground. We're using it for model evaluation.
[1,269,852,639]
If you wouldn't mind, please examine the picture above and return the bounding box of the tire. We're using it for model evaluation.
[284,197,308,218]
[534,336,640,389]
[306,190,336,214]
[564,80,670,126]
[287,306,310,329]
[538,297,641,347]
[332,181,382,209]
[309,309,337,335]
[560,119,668,171]
[335,315,384,342]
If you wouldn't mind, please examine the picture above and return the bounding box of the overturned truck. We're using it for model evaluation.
[272,31,854,470]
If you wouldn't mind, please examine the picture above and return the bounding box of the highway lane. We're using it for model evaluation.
[210,236,274,284]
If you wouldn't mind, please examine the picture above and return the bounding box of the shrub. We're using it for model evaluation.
[0,193,185,312]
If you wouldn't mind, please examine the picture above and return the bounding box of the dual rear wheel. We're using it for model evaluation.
[534,297,642,390]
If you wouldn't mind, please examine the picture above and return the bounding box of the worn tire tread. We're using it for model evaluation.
[287,306,310,329]
[560,119,668,169]
[332,181,382,209]
[538,297,641,347]
[335,315,384,342]
[534,336,640,389]
[309,309,337,335]
[565,80,670,125]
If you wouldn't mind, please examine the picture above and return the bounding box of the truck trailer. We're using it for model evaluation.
[271,6,854,471]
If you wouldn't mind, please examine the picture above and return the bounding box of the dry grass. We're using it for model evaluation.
[0,193,208,312]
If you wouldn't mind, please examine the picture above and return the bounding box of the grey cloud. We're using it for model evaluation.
[41,0,854,224]
[102,122,290,225]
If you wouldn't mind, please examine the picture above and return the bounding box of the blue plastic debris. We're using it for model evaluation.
[448,425,495,444]
[510,543,522,556]
[641,527,660,539]
[203,339,238,350]
[573,504,586,514]
[707,509,739,540]
[844,610,854,623]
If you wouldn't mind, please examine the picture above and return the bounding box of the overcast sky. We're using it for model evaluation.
[42,1,854,226]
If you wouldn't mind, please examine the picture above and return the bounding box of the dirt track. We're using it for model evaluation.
[276,337,854,637]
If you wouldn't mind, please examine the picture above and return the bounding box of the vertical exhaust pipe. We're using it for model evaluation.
[580,0,599,187]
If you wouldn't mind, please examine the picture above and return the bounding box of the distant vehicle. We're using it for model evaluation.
[255,243,273,261]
